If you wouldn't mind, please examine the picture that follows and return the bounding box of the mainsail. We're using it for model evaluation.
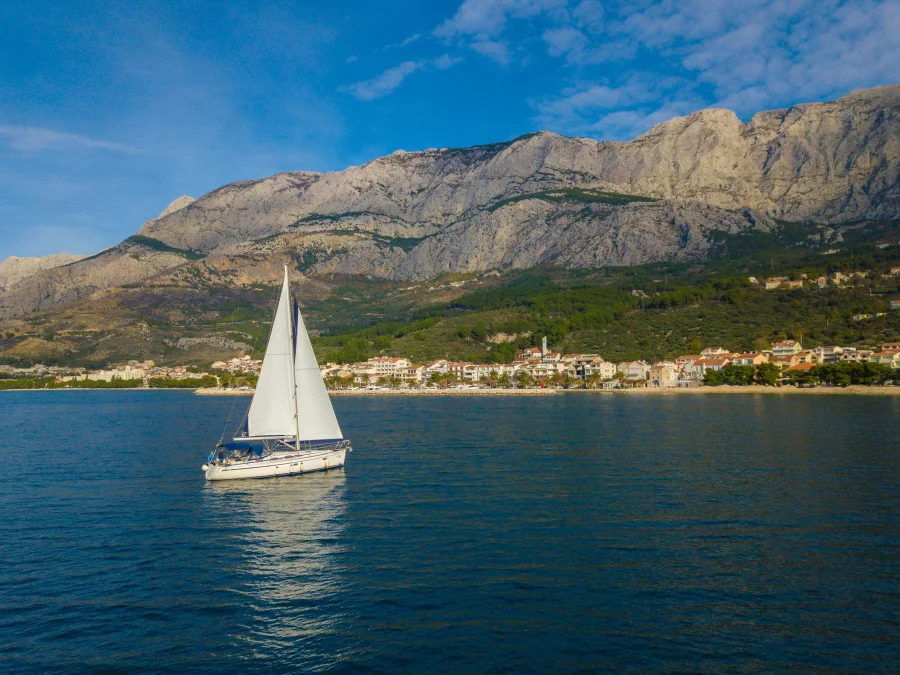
[242,265,342,444]
[245,267,297,438]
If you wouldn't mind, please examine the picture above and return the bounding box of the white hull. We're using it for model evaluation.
[205,447,347,481]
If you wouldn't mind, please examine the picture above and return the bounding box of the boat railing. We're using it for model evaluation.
[292,439,352,453]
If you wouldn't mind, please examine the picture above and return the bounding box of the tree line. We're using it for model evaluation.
[704,362,894,387]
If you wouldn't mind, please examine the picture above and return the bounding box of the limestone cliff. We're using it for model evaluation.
[0,253,84,295]
[138,85,899,257]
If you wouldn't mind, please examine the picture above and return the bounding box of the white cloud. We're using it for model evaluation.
[571,0,604,32]
[378,33,424,53]
[529,0,899,138]
[471,39,511,64]
[340,55,463,101]
[534,74,702,139]
[604,0,900,111]
[435,0,565,63]
[435,0,563,38]
[434,54,464,70]
[0,125,135,152]
[342,61,421,100]
[542,26,589,61]
[587,103,696,140]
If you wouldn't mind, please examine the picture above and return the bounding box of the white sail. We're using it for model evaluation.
[293,301,343,441]
[246,267,297,438]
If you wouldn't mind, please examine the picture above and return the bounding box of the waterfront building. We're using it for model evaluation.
[692,357,732,374]
[399,366,425,384]
[675,354,702,367]
[732,353,768,366]
[583,360,616,381]
[519,347,542,360]
[617,361,651,380]
[770,355,800,370]
[368,357,410,377]
[838,349,873,363]
[700,347,731,357]
[871,350,900,368]
[424,360,449,376]
[815,346,845,364]
[772,340,803,357]
[649,362,678,388]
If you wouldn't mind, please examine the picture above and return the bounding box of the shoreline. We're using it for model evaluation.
[196,387,559,396]
[0,387,161,392]
[4,385,898,396]
[195,385,900,397]
[330,388,558,396]
[586,384,900,396]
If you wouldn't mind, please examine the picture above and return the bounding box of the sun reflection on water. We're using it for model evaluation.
[202,471,349,664]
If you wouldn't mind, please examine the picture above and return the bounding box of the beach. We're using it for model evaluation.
[610,384,900,396]
[192,385,900,397]
[196,387,558,396]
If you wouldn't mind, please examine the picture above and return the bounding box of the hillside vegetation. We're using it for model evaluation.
[312,243,900,365]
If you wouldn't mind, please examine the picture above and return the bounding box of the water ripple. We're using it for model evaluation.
[0,391,898,672]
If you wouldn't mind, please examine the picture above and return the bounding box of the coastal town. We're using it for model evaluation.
[3,337,899,392]
[317,337,900,389]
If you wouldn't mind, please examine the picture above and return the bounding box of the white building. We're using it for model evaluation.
[772,340,802,357]
[617,361,650,381]
[584,360,616,380]
[423,360,449,377]
[399,365,425,384]
[367,357,410,377]
[649,362,678,388]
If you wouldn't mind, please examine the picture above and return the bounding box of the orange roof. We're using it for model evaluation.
[695,357,731,366]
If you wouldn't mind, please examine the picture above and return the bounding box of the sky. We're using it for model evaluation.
[1,0,898,260]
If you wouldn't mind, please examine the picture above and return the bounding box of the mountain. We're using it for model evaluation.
[1,85,898,337]
[0,253,85,295]
[136,83,899,259]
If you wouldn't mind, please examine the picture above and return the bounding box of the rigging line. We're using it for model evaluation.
[218,392,240,444]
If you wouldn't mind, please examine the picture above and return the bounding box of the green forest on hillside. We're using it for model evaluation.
[311,243,900,364]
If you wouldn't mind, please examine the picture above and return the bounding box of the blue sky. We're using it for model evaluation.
[1,0,897,259]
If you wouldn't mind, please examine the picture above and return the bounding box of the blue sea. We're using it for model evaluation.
[1,390,898,673]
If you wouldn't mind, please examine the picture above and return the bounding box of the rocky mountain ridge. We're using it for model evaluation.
[139,84,900,255]
[1,84,898,321]
[0,253,84,295]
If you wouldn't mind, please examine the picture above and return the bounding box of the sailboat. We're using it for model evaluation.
[203,265,350,481]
